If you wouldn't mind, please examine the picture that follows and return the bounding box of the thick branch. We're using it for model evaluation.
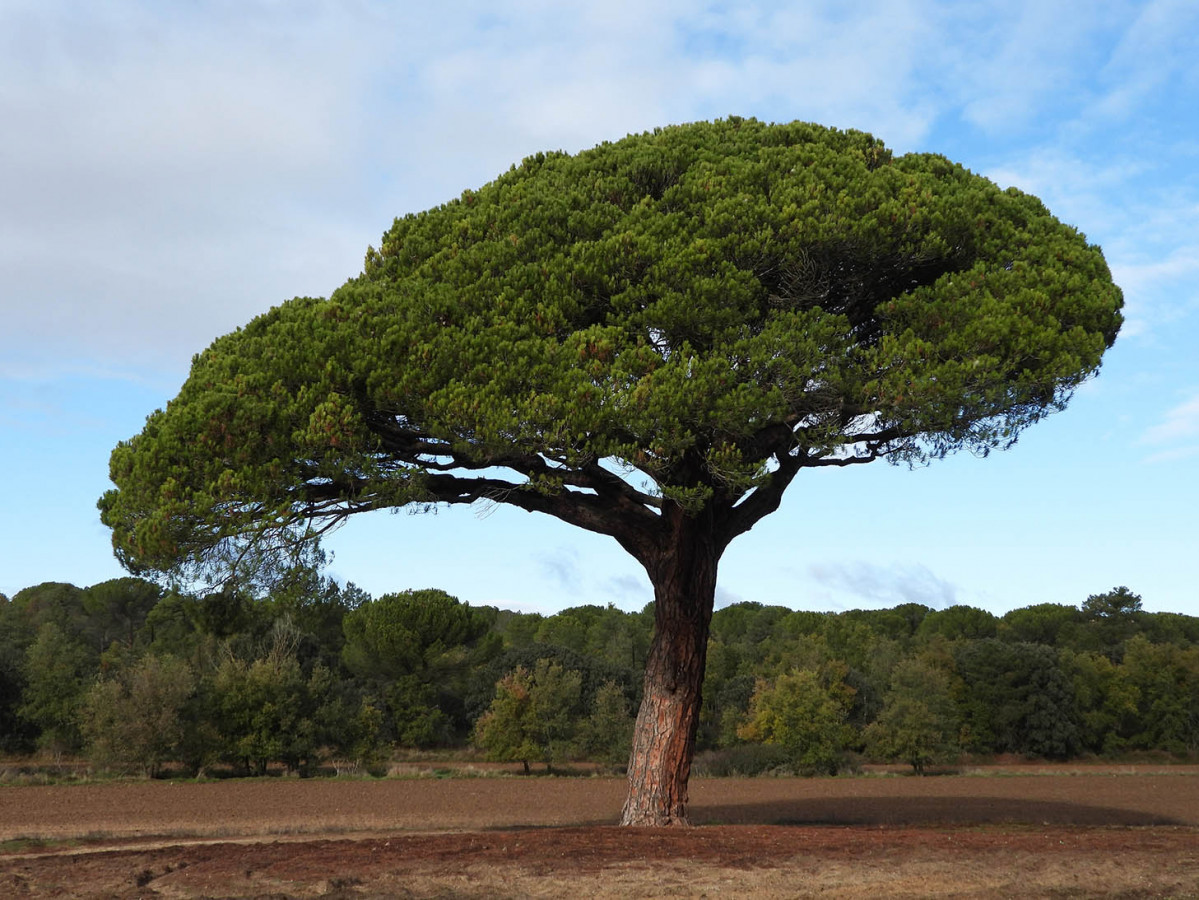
[369,411,662,513]
[420,471,663,562]
[294,461,660,561]
[719,450,804,546]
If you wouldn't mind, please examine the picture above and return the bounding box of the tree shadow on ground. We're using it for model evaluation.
[692,796,1183,827]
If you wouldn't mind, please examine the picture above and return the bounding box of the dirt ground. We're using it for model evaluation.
[1,768,1197,898]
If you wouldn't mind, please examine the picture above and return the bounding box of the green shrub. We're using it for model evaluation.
[692,744,791,777]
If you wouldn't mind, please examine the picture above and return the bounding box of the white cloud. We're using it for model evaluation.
[2,0,1199,619]
[1110,244,1199,339]
[1140,393,1199,461]
[4,0,1194,386]
[985,152,1146,233]
[1142,445,1199,465]
[985,152,1199,342]
[1092,0,1199,120]
[0,377,123,438]
[538,546,583,594]
[0,2,387,378]
[714,586,746,609]
[807,560,958,609]
[672,0,940,147]
[940,0,1115,134]
[939,1,1199,343]
[604,574,652,611]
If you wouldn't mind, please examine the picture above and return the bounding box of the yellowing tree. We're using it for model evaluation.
[474,659,583,773]
[739,668,856,775]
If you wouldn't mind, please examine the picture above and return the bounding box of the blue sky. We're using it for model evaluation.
[2,0,1197,617]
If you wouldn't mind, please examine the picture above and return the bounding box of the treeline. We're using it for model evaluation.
[1,577,1197,777]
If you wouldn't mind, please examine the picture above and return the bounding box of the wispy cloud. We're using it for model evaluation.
[603,574,651,611]
[0,381,63,434]
[537,546,582,594]
[937,0,1119,136]
[674,0,940,148]
[1090,0,1199,122]
[0,3,415,371]
[715,586,746,609]
[1110,247,1199,340]
[1141,392,1199,463]
[985,152,1147,235]
[9,0,1177,384]
[1142,445,1199,465]
[985,145,1199,342]
[808,560,958,609]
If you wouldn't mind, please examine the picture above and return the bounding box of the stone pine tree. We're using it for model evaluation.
[100,118,1122,825]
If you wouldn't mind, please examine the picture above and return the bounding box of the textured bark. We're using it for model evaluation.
[620,515,719,826]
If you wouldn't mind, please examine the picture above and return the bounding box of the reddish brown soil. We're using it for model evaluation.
[2,769,1197,898]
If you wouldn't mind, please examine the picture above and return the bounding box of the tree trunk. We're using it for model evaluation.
[620,516,720,826]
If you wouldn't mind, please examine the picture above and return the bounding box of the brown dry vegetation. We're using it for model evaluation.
[1,766,1197,898]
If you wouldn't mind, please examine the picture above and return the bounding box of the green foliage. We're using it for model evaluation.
[492,609,543,649]
[698,670,758,750]
[467,643,638,726]
[2,575,1196,776]
[711,603,793,648]
[80,577,162,653]
[739,668,855,775]
[474,659,584,772]
[81,654,195,776]
[211,653,294,774]
[18,622,94,754]
[1000,603,1082,646]
[210,625,329,774]
[692,743,792,777]
[843,605,931,641]
[1119,636,1199,754]
[532,604,652,671]
[94,117,1125,815]
[0,596,34,753]
[269,571,359,669]
[100,117,1121,595]
[473,667,539,772]
[699,603,797,741]
[1083,586,1143,619]
[580,679,635,768]
[534,612,589,654]
[137,591,203,659]
[952,639,1079,758]
[384,674,450,748]
[1079,586,1146,659]
[863,658,959,773]
[7,583,86,639]
[1140,611,1199,647]
[917,605,998,642]
[341,589,495,743]
[1061,649,1139,755]
[324,696,388,774]
[191,588,260,639]
[812,616,894,677]
[0,662,33,753]
[341,589,487,680]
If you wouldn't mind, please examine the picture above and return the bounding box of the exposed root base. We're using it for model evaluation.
[619,810,693,827]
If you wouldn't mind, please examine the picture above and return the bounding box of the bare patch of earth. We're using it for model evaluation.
[1,770,1197,897]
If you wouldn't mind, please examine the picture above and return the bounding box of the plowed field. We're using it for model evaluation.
[2,768,1197,898]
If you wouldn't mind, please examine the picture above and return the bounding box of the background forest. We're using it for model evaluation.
[2,577,1196,778]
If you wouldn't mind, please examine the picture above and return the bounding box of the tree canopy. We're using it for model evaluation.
[5,577,1197,772]
[99,117,1122,824]
[100,116,1120,586]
